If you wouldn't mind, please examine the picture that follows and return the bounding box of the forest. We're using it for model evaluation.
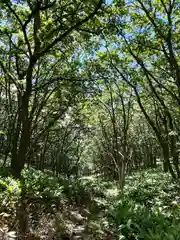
[0,0,180,239]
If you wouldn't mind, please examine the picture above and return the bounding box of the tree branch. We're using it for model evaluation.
[37,0,103,57]
[6,3,32,57]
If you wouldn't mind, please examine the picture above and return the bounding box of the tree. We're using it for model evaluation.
[92,0,180,178]
[0,0,103,178]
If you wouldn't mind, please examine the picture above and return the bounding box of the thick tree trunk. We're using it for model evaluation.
[11,93,30,178]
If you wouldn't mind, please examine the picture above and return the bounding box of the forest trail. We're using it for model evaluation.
[0,182,117,240]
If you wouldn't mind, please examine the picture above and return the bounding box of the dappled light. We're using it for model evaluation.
[0,0,180,239]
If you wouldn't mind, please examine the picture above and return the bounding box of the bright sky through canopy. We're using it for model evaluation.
[106,0,113,4]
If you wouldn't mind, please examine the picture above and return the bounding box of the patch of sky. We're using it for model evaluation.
[105,0,113,5]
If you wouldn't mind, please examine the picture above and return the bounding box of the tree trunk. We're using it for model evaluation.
[11,92,31,178]
[170,135,180,178]
[162,142,176,178]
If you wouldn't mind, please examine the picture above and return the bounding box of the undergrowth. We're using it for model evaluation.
[110,169,180,240]
[0,167,180,239]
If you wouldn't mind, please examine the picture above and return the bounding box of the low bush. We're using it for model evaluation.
[0,177,20,212]
[22,168,63,199]
[110,169,180,240]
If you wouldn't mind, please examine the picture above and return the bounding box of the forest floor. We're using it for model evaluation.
[0,168,118,239]
[0,168,180,239]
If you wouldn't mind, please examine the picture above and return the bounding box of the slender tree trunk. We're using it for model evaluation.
[170,136,180,178]
[11,119,22,177]
[162,142,176,178]
[168,127,180,177]
[39,133,49,170]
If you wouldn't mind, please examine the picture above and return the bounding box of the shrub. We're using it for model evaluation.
[110,169,180,240]
[22,168,63,199]
[0,177,20,212]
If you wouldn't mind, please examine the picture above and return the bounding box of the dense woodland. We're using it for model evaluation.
[0,0,180,239]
